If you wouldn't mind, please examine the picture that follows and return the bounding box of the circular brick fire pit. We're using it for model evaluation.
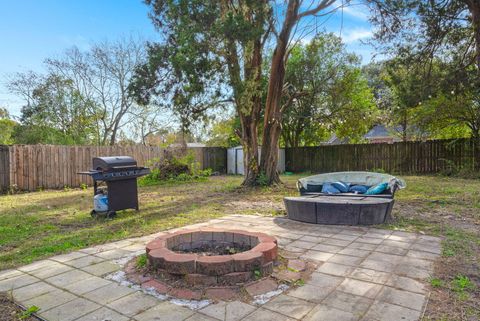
[146,228,277,286]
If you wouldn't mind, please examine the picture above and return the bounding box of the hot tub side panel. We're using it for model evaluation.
[284,198,317,224]
[316,202,360,225]
[284,196,394,225]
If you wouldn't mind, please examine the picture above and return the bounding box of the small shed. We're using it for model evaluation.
[227,146,285,175]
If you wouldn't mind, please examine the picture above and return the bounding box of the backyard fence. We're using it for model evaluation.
[0,138,478,192]
[285,138,479,174]
[0,145,226,192]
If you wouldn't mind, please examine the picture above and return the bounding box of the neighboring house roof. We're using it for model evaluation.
[324,125,402,145]
[323,134,349,145]
[323,124,428,145]
[169,142,206,148]
[186,142,206,147]
[363,124,403,139]
[229,145,285,150]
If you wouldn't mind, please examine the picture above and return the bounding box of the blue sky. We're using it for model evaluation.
[0,0,374,116]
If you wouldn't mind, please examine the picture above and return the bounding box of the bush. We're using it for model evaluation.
[438,159,480,179]
[139,150,212,186]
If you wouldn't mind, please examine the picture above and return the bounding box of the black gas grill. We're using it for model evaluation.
[78,156,150,217]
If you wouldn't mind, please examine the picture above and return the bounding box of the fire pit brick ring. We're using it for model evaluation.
[146,228,278,285]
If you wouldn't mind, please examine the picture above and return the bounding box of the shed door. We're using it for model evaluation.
[235,148,244,175]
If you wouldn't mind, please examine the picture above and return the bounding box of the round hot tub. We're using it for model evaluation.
[284,195,394,225]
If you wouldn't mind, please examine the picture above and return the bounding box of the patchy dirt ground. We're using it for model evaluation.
[425,258,480,321]
[224,199,285,215]
[0,293,37,321]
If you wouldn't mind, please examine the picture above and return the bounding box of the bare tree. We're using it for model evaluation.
[129,103,170,145]
[45,37,146,145]
[5,71,43,109]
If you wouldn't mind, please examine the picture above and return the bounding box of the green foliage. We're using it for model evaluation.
[364,57,480,142]
[281,33,377,147]
[255,172,269,187]
[370,0,480,142]
[206,117,241,147]
[19,305,40,319]
[380,60,429,140]
[139,151,212,186]
[11,74,99,145]
[418,86,480,141]
[451,275,475,293]
[429,277,443,288]
[136,254,147,268]
[12,124,76,145]
[437,158,480,179]
[130,0,243,129]
[0,118,16,145]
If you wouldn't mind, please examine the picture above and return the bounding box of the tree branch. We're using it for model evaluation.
[297,0,337,20]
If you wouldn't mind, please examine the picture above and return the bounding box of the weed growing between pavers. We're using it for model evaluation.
[0,292,38,321]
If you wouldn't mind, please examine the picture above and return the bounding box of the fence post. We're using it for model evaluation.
[0,145,10,192]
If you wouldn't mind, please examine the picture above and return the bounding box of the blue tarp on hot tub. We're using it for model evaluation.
[297,171,406,198]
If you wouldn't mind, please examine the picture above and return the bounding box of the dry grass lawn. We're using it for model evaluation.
[0,174,478,320]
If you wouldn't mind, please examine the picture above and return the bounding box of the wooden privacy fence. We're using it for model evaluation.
[1,138,478,192]
[0,145,226,192]
[285,138,479,174]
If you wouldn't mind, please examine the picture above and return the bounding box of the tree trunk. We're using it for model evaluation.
[110,113,124,146]
[468,1,480,73]
[401,110,408,142]
[466,1,480,169]
[260,0,300,185]
[240,114,260,185]
[109,125,118,145]
[471,125,480,170]
[239,16,264,186]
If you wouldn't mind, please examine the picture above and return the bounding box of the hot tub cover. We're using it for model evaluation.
[297,171,406,194]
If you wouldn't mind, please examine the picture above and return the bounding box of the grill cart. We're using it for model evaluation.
[78,156,150,218]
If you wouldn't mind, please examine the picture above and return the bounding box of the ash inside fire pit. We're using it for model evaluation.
[173,242,252,256]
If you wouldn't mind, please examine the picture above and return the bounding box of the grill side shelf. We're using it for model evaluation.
[77,168,150,181]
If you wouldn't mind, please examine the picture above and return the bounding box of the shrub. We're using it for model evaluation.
[256,172,269,186]
[139,149,212,186]
[438,158,480,179]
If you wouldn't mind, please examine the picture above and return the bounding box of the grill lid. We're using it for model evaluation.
[93,156,137,171]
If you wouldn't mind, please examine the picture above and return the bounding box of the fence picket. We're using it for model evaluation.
[285,138,478,175]
[0,139,477,192]
[0,145,227,191]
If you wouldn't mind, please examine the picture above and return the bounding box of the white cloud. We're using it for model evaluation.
[332,0,370,21]
[341,6,369,21]
[338,28,373,43]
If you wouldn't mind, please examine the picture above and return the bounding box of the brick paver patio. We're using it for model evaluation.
[0,215,441,321]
